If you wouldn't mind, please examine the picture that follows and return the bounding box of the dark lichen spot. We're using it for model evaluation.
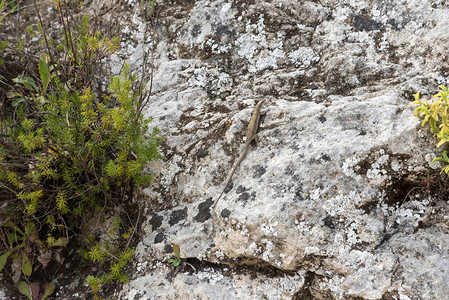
[215,24,235,37]
[195,148,208,160]
[386,18,399,30]
[253,165,266,178]
[194,198,213,222]
[318,114,326,123]
[169,207,188,226]
[221,208,231,218]
[236,185,248,194]
[323,215,336,229]
[149,214,163,231]
[273,128,282,136]
[222,181,234,194]
[284,166,295,175]
[191,24,201,38]
[352,15,382,32]
[238,191,251,202]
[164,244,173,253]
[294,188,304,201]
[320,154,331,161]
[154,232,165,244]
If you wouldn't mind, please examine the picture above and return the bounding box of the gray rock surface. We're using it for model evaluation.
[106,0,449,299]
[124,261,305,300]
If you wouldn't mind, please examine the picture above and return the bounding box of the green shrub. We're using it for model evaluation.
[410,85,449,173]
[0,0,13,69]
[0,4,161,298]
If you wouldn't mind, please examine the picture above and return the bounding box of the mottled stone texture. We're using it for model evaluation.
[15,0,445,299]
[114,0,449,299]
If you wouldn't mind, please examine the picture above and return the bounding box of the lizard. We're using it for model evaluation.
[211,99,265,211]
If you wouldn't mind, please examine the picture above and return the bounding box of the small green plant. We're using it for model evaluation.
[1,3,161,297]
[410,85,449,173]
[0,0,6,24]
[0,0,13,70]
[0,0,14,27]
[85,245,135,293]
[167,244,186,267]
[17,281,55,300]
[140,0,156,20]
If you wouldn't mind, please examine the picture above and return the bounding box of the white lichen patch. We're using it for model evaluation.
[188,66,232,95]
[195,268,225,285]
[342,155,363,181]
[366,151,390,184]
[214,250,225,260]
[322,191,364,217]
[160,155,183,187]
[304,246,321,256]
[249,242,263,255]
[288,47,320,68]
[309,188,321,201]
[260,218,279,237]
[261,239,274,261]
[240,225,250,237]
[235,17,288,73]
[188,67,208,88]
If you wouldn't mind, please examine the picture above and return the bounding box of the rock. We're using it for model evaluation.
[378,226,449,300]
[3,0,448,299]
[120,262,305,300]
[116,0,449,299]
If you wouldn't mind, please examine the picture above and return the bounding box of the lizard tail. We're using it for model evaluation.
[212,179,230,211]
[212,144,250,211]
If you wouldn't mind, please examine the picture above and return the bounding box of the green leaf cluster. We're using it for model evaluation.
[410,85,449,173]
[0,9,161,297]
[85,242,135,293]
[17,281,55,300]
[3,57,160,217]
[167,244,185,267]
[0,219,60,297]
[0,0,12,68]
